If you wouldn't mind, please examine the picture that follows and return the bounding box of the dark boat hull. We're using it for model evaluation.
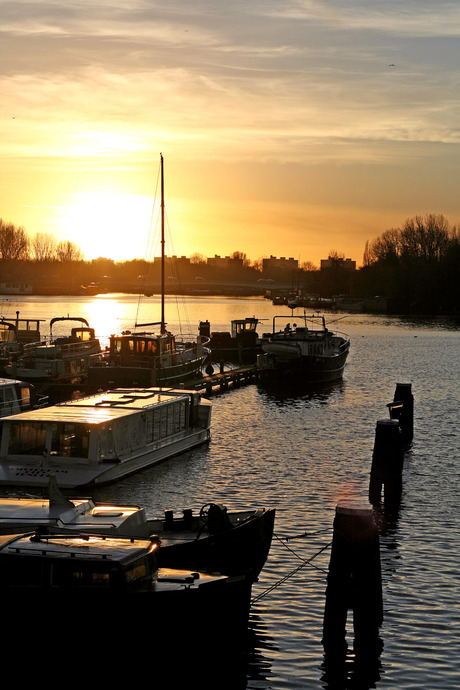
[258,349,349,383]
[155,507,276,580]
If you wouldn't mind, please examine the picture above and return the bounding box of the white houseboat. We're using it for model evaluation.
[0,386,211,488]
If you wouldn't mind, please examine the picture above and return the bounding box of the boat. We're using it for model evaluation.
[87,154,209,390]
[200,317,263,364]
[0,479,275,580]
[257,313,350,383]
[0,314,43,373]
[0,529,253,661]
[3,316,102,386]
[0,377,48,417]
[0,385,211,488]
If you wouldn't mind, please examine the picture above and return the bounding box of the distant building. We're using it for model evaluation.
[207,255,244,269]
[320,257,356,271]
[262,256,298,276]
[154,255,191,270]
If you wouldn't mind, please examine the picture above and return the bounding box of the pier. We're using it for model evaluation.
[196,364,259,395]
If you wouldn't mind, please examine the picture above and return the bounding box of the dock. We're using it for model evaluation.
[196,365,259,395]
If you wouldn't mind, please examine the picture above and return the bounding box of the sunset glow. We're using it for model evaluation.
[1,1,459,266]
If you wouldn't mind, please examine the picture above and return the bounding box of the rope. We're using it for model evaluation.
[251,539,332,605]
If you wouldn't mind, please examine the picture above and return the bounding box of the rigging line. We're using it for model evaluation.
[281,528,332,541]
[251,541,332,605]
[163,210,193,335]
[274,532,330,571]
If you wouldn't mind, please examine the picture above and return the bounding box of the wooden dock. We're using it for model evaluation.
[196,365,259,395]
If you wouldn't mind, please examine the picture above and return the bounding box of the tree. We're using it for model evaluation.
[0,219,29,260]
[32,232,57,261]
[56,240,84,262]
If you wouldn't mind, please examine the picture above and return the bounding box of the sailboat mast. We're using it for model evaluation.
[160,153,165,334]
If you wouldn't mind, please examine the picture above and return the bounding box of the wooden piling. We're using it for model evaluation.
[369,419,404,505]
[323,502,383,656]
[389,382,414,447]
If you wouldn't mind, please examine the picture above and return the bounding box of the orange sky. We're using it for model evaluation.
[1,1,459,267]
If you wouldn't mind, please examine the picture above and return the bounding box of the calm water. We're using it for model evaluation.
[2,294,459,688]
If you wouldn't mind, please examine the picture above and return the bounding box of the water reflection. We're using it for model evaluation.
[257,379,346,406]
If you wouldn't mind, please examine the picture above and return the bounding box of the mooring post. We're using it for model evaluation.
[389,382,414,447]
[323,502,383,656]
[369,419,404,505]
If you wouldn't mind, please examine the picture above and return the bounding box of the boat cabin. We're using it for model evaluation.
[0,531,159,591]
[0,378,41,417]
[230,317,259,339]
[109,332,176,363]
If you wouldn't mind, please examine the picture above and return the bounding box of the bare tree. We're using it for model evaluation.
[32,232,57,261]
[0,219,30,260]
[56,240,84,262]
[190,253,206,265]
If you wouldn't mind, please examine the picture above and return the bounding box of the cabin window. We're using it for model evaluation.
[8,421,47,455]
[50,562,113,588]
[50,423,90,458]
[20,386,31,408]
[126,558,149,583]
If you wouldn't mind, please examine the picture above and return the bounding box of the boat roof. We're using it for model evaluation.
[0,378,22,387]
[0,532,154,562]
[2,387,197,425]
[0,496,142,524]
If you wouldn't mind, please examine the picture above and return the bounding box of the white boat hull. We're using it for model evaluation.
[0,426,210,489]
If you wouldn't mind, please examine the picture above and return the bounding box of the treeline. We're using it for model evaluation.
[0,221,83,262]
[1,214,458,314]
[357,214,459,314]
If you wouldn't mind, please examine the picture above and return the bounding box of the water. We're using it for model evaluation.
[2,294,459,688]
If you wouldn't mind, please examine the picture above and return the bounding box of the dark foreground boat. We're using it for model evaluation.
[257,313,350,383]
[0,529,252,663]
[0,479,275,580]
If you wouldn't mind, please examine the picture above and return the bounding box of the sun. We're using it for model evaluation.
[60,191,156,261]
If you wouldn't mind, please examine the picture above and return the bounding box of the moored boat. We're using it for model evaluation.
[0,377,48,417]
[200,317,263,364]
[0,480,275,580]
[0,529,253,660]
[257,313,350,383]
[0,386,212,488]
[87,154,209,389]
[3,316,102,385]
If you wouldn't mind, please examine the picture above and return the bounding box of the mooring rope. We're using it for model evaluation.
[251,538,332,605]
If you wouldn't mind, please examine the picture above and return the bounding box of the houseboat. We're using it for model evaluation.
[0,386,212,488]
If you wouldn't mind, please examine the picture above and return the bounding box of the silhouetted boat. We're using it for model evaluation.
[257,313,350,383]
[0,529,253,659]
[200,317,263,364]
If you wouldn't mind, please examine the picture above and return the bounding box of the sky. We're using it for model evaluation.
[1,1,460,267]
